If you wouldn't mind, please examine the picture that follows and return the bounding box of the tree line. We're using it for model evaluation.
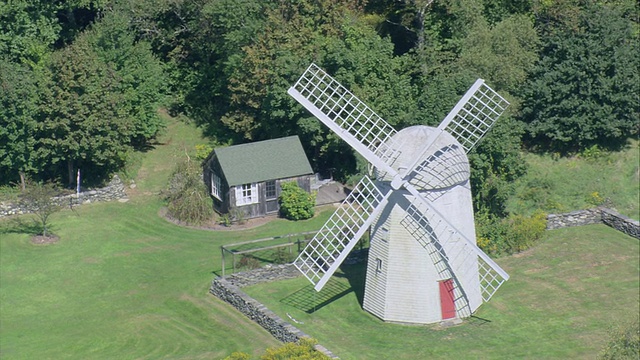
[1,0,638,217]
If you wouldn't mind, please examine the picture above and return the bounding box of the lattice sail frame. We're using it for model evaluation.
[293,176,390,291]
[438,79,510,153]
[288,64,402,176]
[288,63,510,303]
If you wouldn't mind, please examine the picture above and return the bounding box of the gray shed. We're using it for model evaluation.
[204,136,314,219]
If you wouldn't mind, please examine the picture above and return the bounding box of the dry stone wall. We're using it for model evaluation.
[0,175,128,218]
[546,207,639,239]
[210,264,339,359]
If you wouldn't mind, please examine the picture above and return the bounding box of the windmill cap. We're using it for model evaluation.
[374,125,470,190]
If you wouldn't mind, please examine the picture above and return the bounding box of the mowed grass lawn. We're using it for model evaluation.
[0,199,332,359]
[245,225,639,359]
[1,115,638,359]
[0,114,333,359]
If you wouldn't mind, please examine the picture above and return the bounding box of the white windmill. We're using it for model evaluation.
[287,64,510,324]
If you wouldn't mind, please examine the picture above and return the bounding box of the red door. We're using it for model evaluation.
[439,279,456,320]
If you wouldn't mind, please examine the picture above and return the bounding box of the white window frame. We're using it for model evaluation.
[211,173,222,200]
[235,183,258,206]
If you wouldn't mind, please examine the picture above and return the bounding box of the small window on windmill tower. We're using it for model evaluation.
[376,258,383,273]
[379,227,390,242]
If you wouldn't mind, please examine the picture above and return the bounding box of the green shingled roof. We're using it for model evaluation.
[215,136,313,186]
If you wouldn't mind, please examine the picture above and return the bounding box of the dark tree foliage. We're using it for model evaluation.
[38,34,130,186]
[520,3,639,153]
[0,59,40,189]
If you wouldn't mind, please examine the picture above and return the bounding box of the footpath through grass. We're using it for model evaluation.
[245,225,639,359]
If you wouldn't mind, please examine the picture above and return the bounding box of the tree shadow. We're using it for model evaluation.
[0,217,42,236]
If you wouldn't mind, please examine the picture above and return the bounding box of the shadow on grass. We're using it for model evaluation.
[0,217,42,235]
[280,262,367,313]
[467,315,492,326]
[280,279,352,313]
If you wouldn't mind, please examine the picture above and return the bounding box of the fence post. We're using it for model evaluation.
[221,246,226,277]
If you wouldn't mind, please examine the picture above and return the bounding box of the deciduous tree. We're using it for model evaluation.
[0,59,40,189]
[520,3,639,152]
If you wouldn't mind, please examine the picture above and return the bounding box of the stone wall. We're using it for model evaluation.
[0,175,128,218]
[210,264,339,359]
[601,208,640,239]
[546,208,602,230]
[547,207,639,239]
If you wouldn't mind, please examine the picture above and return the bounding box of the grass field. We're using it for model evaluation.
[244,225,639,359]
[507,140,639,219]
[1,114,638,359]
[0,115,332,359]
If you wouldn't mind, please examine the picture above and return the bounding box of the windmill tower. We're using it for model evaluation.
[287,64,510,324]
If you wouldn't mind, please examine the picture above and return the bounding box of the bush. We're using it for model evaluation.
[599,320,640,360]
[163,158,213,225]
[262,338,330,360]
[238,255,261,270]
[476,210,547,256]
[224,338,330,360]
[278,182,315,220]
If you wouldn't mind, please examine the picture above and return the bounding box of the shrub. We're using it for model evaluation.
[163,158,213,225]
[278,182,315,220]
[262,338,330,360]
[476,210,547,256]
[224,338,330,360]
[599,320,639,360]
[224,352,250,360]
[507,210,548,253]
[238,255,261,270]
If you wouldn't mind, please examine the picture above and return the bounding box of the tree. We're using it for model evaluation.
[0,0,61,66]
[36,10,167,187]
[520,3,639,152]
[20,181,62,237]
[38,34,130,186]
[86,10,166,147]
[0,59,40,189]
[278,182,315,221]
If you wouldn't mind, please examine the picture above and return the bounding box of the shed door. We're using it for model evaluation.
[439,279,456,320]
[265,180,278,213]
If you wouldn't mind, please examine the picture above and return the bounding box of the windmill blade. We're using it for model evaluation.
[294,176,391,291]
[288,64,402,178]
[399,80,509,186]
[438,79,510,153]
[402,182,509,302]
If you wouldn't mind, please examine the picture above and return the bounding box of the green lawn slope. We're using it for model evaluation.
[245,225,639,359]
[0,115,331,359]
[1,114,637,359]
[507,140,639,219]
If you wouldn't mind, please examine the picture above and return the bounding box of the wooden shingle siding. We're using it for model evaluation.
[204,136,314,220]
